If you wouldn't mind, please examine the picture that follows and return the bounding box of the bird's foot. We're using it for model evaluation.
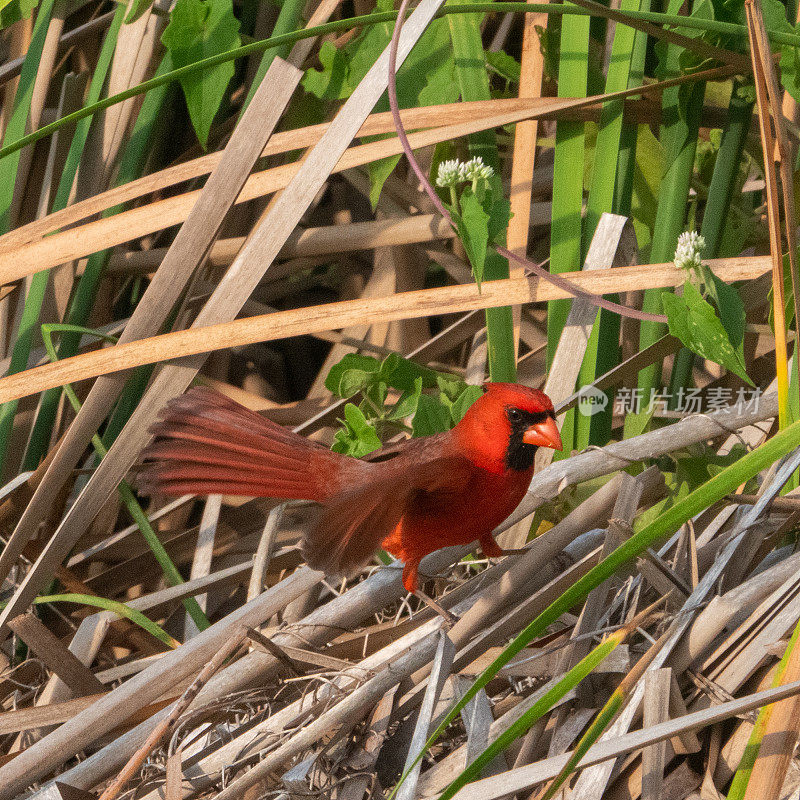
[414,589,459,629]
[480,537,529,559]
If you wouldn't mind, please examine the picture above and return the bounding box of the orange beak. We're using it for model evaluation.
[523,416,563,450]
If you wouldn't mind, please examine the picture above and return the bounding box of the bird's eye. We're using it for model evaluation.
[508,408,522,422]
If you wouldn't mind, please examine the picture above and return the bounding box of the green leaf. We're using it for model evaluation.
[700,264,746,351]
[630,124,664,258]
[338,369,375,398]
[436,373,466,403]
[486,194,512,245]
[161,0,240,146]
[450,384,484,424]
[485,50,521,83]
[325,354,380,396]
[0,0,36,27]
[412,394,452,437]
[458,188,491,288]
[366,380,388,410]
[367,154,402,209]
[378,352,439,392]
[387,377,423,420]
[331,403,382,457]
[662,282,753,384]
[301,40,349,100]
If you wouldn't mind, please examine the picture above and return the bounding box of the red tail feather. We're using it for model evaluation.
[139,387,415,584]
[138,387,345,502]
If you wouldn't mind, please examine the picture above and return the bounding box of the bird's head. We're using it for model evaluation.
[455,382,562,473]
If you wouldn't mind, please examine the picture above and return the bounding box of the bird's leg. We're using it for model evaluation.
[414,590,459,629]
[480,535,528,558]
[403,561,458,628]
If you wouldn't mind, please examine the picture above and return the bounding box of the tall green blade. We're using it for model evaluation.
[575,0,645,449]
[637,0,705,406]
[548,3,590,453]
[23,55,173,468]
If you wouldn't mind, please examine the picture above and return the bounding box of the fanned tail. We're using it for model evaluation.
[139,387,415,582]
[138,387,345,501]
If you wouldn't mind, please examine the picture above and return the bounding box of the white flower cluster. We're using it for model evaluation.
[674,231,706,272]
[463,157,494,182]
[435,156,494,188]
[435,159,465,187]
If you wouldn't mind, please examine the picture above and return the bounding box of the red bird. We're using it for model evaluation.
[138,383,561,605]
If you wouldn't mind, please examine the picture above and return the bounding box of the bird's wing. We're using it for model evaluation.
[302,444,472,579]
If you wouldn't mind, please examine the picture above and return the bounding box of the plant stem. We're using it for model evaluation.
[548,1,590,452]
[575,0,645,448]
[667,88,755,407]
[446,0,516,382]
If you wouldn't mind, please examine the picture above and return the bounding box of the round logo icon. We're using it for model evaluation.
[576,385,609,416]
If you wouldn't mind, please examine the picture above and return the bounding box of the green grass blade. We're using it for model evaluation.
[575,0,645,449]
[446,0,516,382]
[0,0,60,471]
[548,2,590,453]
[30,593,177,648]
[435,634,625,800]
[0,0,56,230]
[540,689,625,800]
[637,0,705,403]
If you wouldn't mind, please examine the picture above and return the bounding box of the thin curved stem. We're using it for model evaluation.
[387,1,667,323]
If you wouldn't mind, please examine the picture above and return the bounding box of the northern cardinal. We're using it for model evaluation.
[138,383,561,604]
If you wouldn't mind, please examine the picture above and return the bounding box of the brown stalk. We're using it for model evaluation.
[0,256,771,405]
[745,0,796,430]
[507,3,548,353]
[740,12,800,792]
[750,0,800,378]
